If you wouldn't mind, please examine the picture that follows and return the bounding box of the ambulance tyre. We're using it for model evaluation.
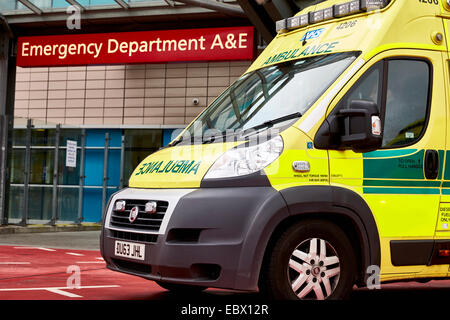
[156,281,207,293]
[259,219,357,300]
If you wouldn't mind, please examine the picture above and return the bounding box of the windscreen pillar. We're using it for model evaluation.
[0,18,16,225]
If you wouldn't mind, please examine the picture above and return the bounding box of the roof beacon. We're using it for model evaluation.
[360,0,389,11]
[287,14,309,30]
[309,8,334,24]
[276,0,390,33]
[334,0,361,18]
[275,19,287,33]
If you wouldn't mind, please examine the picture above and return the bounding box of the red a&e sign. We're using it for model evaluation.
[17,26,254,67]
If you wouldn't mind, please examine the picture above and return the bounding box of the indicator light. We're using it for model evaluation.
[439,249,450,257]
[114,200,126,212]
[292,161,311,173]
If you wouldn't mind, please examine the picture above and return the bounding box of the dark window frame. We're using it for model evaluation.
[332,56,433,150]
[380,57,433,149]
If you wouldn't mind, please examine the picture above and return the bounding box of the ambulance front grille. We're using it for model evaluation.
[110,199,168,232]
[110,229,158,244]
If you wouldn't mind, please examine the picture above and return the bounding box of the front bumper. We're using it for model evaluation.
[101,186,289,291]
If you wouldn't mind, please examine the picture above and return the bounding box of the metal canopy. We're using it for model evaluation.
[1,1,325,41]
[1,0,245,17]
[16,0,43,15]
[1,0,248,36]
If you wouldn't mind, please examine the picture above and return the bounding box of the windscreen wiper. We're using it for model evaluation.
[168,135,197,147]
[168,136,184,147]
[242,112,302,136]
[202,130,241,144]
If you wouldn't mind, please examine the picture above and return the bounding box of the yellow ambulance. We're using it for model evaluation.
[101,0,450,300]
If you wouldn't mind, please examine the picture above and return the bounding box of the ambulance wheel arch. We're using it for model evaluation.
[257,185,381,297]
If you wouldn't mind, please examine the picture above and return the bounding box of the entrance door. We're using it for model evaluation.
[326,50,445,275]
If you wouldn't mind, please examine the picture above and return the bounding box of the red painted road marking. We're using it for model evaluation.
[13,247,56,251]
[0,245,168,300]
[65,252,84,256]
[1,245,449,300]
[0,285,121,298]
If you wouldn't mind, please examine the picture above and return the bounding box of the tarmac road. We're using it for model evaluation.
[0,230,101,250]
[0,231,449,303]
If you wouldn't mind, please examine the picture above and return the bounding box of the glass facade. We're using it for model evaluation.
[8,125,166,224]
[0,0,161,12]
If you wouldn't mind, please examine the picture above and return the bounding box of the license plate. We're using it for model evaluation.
[114,240,145,261]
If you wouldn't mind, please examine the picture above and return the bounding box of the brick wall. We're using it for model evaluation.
[14,60,252,126]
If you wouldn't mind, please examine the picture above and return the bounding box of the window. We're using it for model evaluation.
[183,52,358,143]
[334,58,431,149]
[382,60,430,147]
[335,61,383,114]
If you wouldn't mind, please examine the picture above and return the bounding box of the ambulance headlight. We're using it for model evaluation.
[204,135,284,179]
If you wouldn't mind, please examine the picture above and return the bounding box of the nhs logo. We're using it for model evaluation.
[300,28,325,41]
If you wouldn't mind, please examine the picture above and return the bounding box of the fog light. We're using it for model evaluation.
[114,200,126,212]
[145,201,157,214]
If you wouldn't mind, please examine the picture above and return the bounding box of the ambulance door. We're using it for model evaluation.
[326,50,445,275]
[437,50,450,277]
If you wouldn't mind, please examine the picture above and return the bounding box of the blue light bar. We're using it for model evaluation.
[275,19,287,33]
[275,0,390,34]
[323,7,334,20]
[287,14,309,29]
[349,0,362,14]
[309,10,324,24]
[360,0,388,11]
[333,2,350,17]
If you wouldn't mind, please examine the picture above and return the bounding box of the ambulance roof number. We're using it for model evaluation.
[276,0,390,33]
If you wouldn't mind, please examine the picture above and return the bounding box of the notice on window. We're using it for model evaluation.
[437,203,450,231]
[66,140,77,168]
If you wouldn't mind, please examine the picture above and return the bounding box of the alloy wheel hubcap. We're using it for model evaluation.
[288,238,341,300]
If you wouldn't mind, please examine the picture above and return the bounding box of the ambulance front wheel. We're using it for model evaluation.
[259,219,357,300]
[156,281,207,293]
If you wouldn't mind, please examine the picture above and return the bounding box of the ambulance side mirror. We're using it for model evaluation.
[314,100,383,153]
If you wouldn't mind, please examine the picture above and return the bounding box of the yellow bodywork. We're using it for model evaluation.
[129,0,450,282]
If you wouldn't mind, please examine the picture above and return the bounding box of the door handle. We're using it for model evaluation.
[425,150,439,180]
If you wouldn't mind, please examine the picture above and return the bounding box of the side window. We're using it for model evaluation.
[333,58,431,149]
[382,60,430,148]
[336,61,383,112]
